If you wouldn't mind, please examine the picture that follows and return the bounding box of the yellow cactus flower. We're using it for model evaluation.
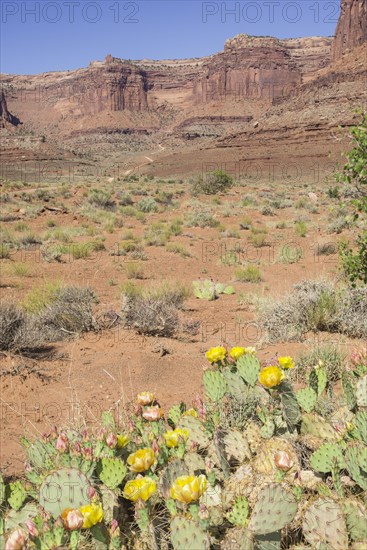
[205,346,226,364]
[123,476,156,502]
[259,366,284,388]
[170,475,207,503]
[136,392,155,406]
[278,356,295,370]
[127,448,155,473]
[229,347,246,360]
[116,434,130,448]
[183,408,198,418]
[79,503,104,529]
[164,428,189,448]
[244,347,256,355]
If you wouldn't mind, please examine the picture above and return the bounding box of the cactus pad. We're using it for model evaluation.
[39,468,90,518]
[342,373,357,411]
[221,527,254,550]
[255,531,281,550]
[356,375,367,407]
[310,442,346,473]
[5,502,38,531]
[345,444,367,490]
[260,419,275,440]
[161,459,188,499]
[224,429,251,463]
[170,517,210,549]
[248,483,298,535]
[0,473,4,505]
[227,496,249,527]
[355,411,367,444]
[278,381,301,432]
[296,387,317,413]
[184,452,206,474]
[8,480,27,511]
[97,457,127,490]
[223,369,248,400]
[236,354,261,387]
[203,369,227,402]
[343,499,367,542]
[178,415,210,449]
[303,498,348,550]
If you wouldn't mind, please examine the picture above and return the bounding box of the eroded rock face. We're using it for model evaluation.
[332,0,367,60]
[0,90,20,127]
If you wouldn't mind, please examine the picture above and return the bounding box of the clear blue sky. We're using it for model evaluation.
[1,1,340,74]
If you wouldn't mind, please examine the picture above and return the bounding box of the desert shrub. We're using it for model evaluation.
[169,218,183,236]
[259,280,365,342]
[22,282,63,314]
[295,345,345,383]
[261,205,274,216]
[125,262,145,279]
[327,186,340,199]
[165,243,191,258]
[249,232,267,248]
[36,287,96,340]
[235,265,262,283]
[120,281,190,336]
[316,242,337,256]
[295,221,308,237]
[0,244,10,259]
[136,197,158,213]
[117,192,133,206]
[20,233,42,247]
[0,302,28,351]
[88,189,114,209]
[144,223,171,246]
[334,285,367,338]
[14,221,29,232]
[239,216,252,230]
[191,170,234,195]
[186,209,219,228]
[278,244,303,264]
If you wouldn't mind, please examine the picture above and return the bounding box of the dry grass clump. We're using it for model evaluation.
[120,282,190,337]
[260,279,367,342]
[36,287,97,341]
[294,345,345,383]
[0,287,97,351]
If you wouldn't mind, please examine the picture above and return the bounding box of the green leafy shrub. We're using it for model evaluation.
[191,170,234,195]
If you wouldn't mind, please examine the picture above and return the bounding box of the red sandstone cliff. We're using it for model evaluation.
[332,0,367,59]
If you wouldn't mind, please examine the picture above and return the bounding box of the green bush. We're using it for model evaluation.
[191,170,234,195]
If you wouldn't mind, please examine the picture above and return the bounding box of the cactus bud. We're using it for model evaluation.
[142,406,164,421]
[137,392,155,405]
[25,520,38,538]
[56,433,69,453]
[106,432,118,449]
[61,508,84,530]
[5,528,28,550]
[274,451,293,471]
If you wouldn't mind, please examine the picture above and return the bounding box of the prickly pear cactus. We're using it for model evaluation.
[355,411,367,444]
[7,481,26,511]
[310,442,346,473]
[203,369,227,402]
[296,387,317,413]
[0,473,4,505]
[5,502,38,531]
[224,429,251,463]
[227,496,249,527]
[223,369,247,400]
[27,439,56,470]
[193,280,216,301]
[303,498,348,550]
[168,404,183,427]
[236,355,261,387]
[342,373,357,411]
[248,483,298,535]
[170,517,210,550]
[39,468,90,518]
[221,527,254,550]
[301,413,338,440]
[345,443,367,490]
[161,459,188,499]
[184,452,206,474]
[255,531,281,550]
[178,415,210,448]
[278,381,301,432]
[356,375,367,407]
[98,457,127,490]
[342,499,367,542]
[260,419,275,440]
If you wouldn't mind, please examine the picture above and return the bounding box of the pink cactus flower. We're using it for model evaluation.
[56,433,69,453]
[5,528,28,549]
